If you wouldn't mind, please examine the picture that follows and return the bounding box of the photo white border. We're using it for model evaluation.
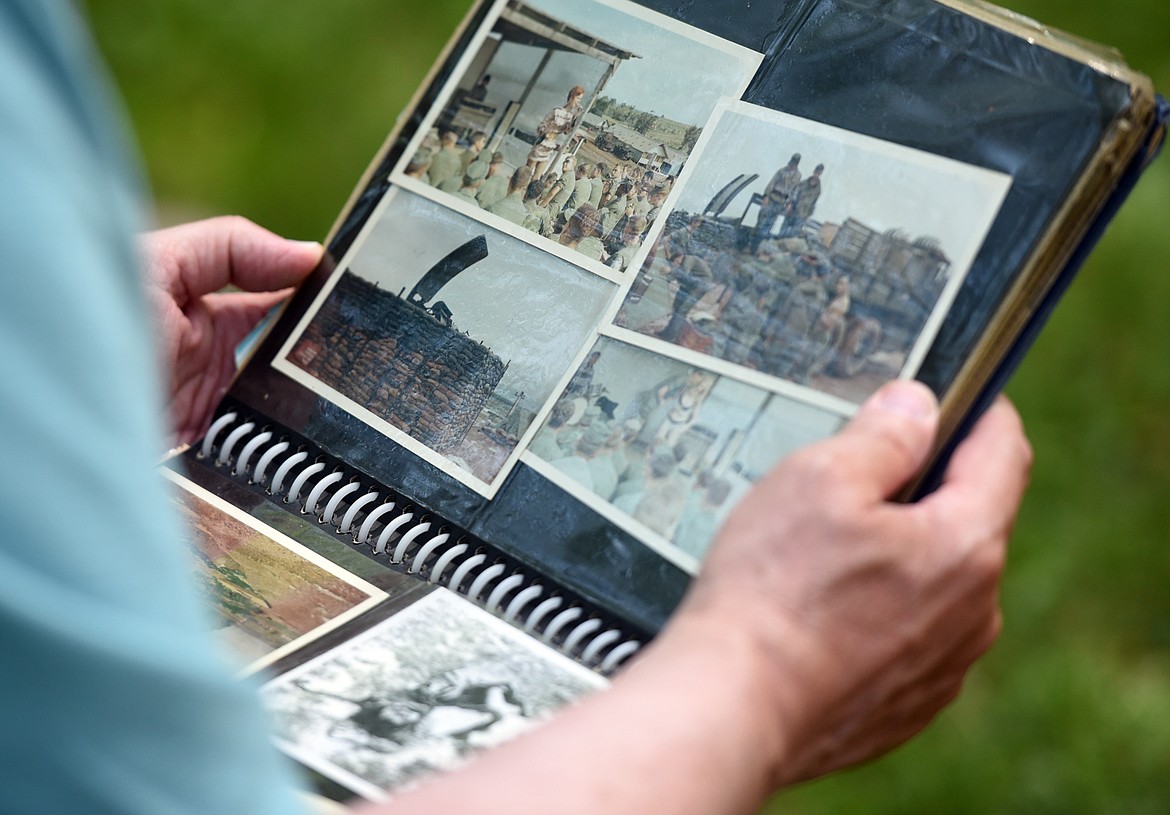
[605,98,1014,406]
[522,452,700,572]
[389,0,763,282]
[162,469,388,675]
[266,588,608,800]
[519,335,850,573]
[272,186,617,499]
[600,323,861,418]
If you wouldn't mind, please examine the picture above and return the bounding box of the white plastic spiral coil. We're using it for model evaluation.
[196,411,643,673]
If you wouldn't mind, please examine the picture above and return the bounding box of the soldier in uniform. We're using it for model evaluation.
[474,152,510,211]
[558,162,593,222]
[657,255,714,344]
[606,215,648,273]
[538,155,577,213]
[459,130,487,176]
[486,165,535,226]
[454,160,488,204]
[780,163,825,239]
[427,131,464,190]
[711,259,768,365]
[750,153,801,253]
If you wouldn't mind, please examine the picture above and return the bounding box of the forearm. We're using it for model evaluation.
[357,617,783,815]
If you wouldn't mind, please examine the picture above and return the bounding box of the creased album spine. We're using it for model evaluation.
[190,406,643,675]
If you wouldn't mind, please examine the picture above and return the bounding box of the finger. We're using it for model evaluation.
[142,216,322,301]
[921,396,1032,533]
[204,289,293,348]
[787,379,940,503]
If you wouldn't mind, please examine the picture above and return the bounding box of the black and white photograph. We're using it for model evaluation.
[524,336,843,570]
[274,189,613,495]
[613,101,1013,405]
[395,0,761,276]
[262,589,606,799]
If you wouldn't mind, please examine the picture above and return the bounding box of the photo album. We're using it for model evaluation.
[163,0,1165,803]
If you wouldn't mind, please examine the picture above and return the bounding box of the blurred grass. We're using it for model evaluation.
[84,0,1169,811]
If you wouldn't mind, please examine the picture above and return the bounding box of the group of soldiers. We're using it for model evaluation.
[529,360,734,558]
[407,127,673,270]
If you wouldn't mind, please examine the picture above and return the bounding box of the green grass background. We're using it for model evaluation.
[83,1,1169,811]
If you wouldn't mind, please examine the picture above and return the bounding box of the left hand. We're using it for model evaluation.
[139,216,323,446]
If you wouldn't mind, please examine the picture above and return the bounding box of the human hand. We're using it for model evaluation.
[366,381,1029,815]
[670,380,1031,787]
[139,216,323,446]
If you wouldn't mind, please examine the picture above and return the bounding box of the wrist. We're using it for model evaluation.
[629,608,798,799]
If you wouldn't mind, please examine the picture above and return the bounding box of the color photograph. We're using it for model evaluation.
[614,101,1012,404]
[395,0,761,275]
[525,336,843,569]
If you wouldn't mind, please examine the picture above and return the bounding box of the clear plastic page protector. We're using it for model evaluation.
[224,0,1147,633]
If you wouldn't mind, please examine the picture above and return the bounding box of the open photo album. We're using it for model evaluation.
[164,0,1165,802]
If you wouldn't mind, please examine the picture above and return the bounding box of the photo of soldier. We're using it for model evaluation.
[614,103,1011,405]
[605,214,648,272]
[427,130,464,191]
[395,0,761,272]
[526,85,586,178]
[460,130,489,176]
[473,151,510,210]
[453,159,490,204]
[527,338,841,566]
[749,152,802,253]
[485,165,534,225]
[779,163,824,239]
[557,203,607,261]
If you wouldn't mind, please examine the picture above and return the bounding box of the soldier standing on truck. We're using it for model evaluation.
[779,163,825,239]
[750,153,802,252]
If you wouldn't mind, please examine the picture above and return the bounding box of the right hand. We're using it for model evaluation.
[670,380,1031,786]
[369,381,1030,815]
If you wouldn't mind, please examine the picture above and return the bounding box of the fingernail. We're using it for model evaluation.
[293,239,324,252]
[871,380,937,420]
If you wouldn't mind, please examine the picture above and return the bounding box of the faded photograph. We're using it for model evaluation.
[401,0,759,271]
[262,590,605,798]
[276,190,612,491]
[527,337,842,565]
[615,103,1011,404]
[168,475,385,670]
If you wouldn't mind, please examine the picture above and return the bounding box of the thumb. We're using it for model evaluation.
[828,379,940,501]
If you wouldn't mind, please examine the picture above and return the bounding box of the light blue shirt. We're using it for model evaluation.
[0,2,305,812]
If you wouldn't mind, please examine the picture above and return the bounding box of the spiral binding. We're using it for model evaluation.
[195,411,643,674]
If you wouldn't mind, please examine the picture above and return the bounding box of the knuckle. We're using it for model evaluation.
[218,213,253,231]
[784,444,848,494]
[968,534,1007,579]
[870,420,923,474]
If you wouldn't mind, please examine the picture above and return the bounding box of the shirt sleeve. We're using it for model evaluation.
[0,3,307,813]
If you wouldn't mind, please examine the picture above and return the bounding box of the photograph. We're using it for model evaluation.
[524,336,844,569]
[613,101,1013,405]
[395,0,761,275]
[164,471,388,672]
[274,189,614,495]
[262,589,607,799]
